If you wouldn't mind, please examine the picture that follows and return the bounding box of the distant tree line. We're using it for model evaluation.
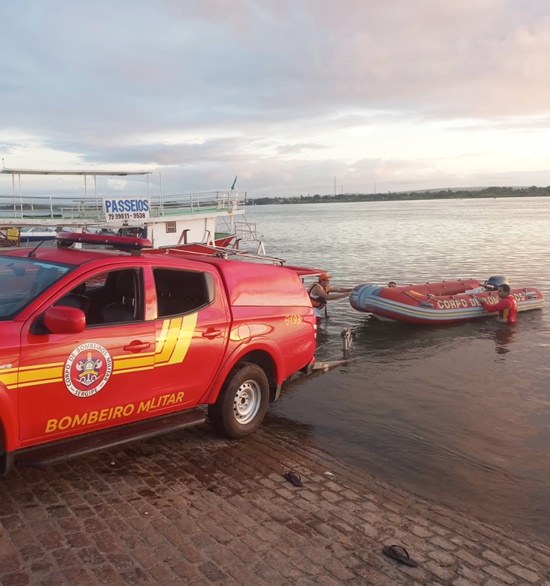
[247,185,550,205]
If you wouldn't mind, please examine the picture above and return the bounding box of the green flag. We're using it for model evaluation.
[231,176,237,190]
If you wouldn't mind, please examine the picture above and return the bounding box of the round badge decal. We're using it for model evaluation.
[64,343,113,397]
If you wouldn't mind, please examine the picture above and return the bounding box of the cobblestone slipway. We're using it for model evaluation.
[1,417,549,585]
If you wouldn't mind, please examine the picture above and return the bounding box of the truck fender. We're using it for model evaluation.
[202,340,285,404]
[0,383,19,452]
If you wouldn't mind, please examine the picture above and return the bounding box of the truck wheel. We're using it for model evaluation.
[208,362,269,439]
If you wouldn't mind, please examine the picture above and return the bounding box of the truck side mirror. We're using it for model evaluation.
[44,306,86,334]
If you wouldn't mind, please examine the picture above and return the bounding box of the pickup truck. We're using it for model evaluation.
[0,232,317,475]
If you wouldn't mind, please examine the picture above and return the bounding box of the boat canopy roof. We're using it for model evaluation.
[1,168,151,176]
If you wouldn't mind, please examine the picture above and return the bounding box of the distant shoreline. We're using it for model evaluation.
[248,186,550,205]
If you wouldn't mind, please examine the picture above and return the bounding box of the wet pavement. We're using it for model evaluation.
[1,415,550,585]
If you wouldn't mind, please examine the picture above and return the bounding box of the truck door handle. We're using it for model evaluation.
[123,341,151,353]
[202,328,222,339]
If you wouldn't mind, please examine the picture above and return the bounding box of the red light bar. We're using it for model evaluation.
[56,231,152,251]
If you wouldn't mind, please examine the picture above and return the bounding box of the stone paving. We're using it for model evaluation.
[1,415,549,585]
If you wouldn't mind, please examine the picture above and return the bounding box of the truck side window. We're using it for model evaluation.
[53,281,91,315]
[153,268,209,317]
[80,269,143,325]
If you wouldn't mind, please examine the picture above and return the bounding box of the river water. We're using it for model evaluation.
[244,197,550,541]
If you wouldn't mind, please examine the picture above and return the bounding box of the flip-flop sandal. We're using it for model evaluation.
[282,471,303,487]
[382,545,418,567]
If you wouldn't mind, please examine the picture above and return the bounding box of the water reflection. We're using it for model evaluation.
[350,317,485,359]
[276,310,550,540]
[252,199,550,541]
[317,315,523,362]
[481,324,516,355]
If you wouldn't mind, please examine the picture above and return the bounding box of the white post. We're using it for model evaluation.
[11,172,16,215]
[159,171,163,215]
[94,174,97,214]
[18,173,22,215]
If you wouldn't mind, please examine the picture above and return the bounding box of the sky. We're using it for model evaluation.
[1,0,550,197]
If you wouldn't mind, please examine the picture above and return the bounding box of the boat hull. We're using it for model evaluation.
[350,279,544,324]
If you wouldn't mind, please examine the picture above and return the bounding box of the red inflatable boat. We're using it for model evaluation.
[349,276,544,324]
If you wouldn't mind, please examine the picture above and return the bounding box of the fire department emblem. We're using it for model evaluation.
[64,343,113,397]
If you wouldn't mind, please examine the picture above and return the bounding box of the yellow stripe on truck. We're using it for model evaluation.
[155,318,170,355]
[7,314,199,389]
[155,316,183,364]
[168,313,198,364]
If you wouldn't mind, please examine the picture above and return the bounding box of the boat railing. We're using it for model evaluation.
[160,243,285,266]
[0,190,247,222]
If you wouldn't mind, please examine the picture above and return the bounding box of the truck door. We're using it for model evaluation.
[152,266,230,407]
[17,267,157,444]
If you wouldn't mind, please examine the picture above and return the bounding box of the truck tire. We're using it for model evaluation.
[208,362,269,439]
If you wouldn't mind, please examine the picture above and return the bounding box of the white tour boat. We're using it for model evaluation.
[0,168,262,251]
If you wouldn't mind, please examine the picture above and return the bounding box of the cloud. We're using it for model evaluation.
[2,0,550,195]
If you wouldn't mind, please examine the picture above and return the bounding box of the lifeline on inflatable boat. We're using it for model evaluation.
[349,278,544,324]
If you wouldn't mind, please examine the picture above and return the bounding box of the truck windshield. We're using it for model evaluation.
[0,257,71,318]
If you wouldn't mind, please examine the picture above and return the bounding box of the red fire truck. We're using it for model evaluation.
[0,233,318,475]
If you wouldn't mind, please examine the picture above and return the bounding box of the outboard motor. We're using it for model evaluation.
[484,275,508,291]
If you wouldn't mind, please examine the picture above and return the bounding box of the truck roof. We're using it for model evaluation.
[1,240,321,307]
